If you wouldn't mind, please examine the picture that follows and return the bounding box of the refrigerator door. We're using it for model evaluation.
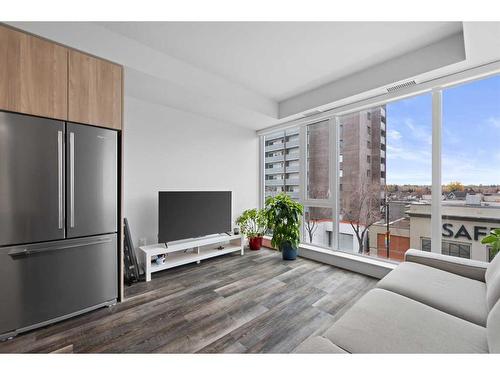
[0,234,117,337]
[0,111,65,246]
[66,123,117,238]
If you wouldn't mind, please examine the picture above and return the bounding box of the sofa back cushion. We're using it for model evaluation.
[487,299,500,353]
[486,253,500,311]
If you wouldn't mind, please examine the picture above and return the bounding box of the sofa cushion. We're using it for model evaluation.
[293,336,348,353]
[485,253,500,311]
[487,299,500,353]
[377,262,488,326]
[325,288,488,353]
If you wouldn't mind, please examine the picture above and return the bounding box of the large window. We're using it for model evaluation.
[306,120,331,200]
[301,119,336,250]
[260,73,500,263]
[264,127,300,201]
[303,206,333,248]
[441,75,500,262]
[338,107,386,256]
[378,94,432,261]
[337,98,432,262]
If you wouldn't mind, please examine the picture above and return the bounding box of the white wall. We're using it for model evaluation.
[124,96,259,248]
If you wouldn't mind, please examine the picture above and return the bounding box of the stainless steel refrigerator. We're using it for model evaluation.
[0,111,118,339]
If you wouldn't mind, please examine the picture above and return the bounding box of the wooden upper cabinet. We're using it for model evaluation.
[0,25,68,120]
[68,50,122,130]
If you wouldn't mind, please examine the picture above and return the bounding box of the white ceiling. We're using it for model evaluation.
[98,22,463,101]
[8,21,500,130]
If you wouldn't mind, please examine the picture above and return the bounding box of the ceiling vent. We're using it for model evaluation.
[386,80,417,93]
[301,109,322,118]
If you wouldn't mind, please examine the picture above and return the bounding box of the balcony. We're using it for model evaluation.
[265,132,285,142]
[286,129,300,137]
[381,136,386,144]
[285,178,300,185]
[265,179,285,186]
[381,164,385,172]
[265,167,284,175]
[286,152,300,161]
[286,165,299,173]
[265,190,299,199]
[265,143,285,152]
[285,140,299,149]
[265,155,284,163]
[381,150,385,158]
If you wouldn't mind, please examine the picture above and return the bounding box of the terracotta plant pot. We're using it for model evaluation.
[248,236,263,250]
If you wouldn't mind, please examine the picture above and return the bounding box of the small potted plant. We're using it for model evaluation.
[481,228,500,260]
[236,208,268,250]
[265,193,304,260]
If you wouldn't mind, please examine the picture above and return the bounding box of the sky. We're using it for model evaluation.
[386,74,500,186]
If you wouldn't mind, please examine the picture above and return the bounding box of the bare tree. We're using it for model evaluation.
[342,181,382,254]
[304,210,318,243]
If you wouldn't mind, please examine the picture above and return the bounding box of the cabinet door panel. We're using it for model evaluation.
[68,50,122,130]
[0,25,68,119]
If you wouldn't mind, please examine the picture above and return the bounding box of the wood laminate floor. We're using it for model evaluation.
[0,248,377,353]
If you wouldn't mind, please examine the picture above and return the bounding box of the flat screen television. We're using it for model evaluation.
[158,191,232,243]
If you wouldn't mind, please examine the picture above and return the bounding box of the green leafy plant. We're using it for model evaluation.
[236,208,268,238]
[481,228,500,260]
[265,193,304,250]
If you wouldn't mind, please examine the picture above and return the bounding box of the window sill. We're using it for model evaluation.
[263,236,397,279]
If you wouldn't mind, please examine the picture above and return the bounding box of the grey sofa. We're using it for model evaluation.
[294,249,500,353]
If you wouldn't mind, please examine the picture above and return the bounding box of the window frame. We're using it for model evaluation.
[262,128,301,205]
[259,66,500,261]
[299,117,339,249]
[421,238,471,259]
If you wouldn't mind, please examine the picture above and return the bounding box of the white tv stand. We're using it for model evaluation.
[139,234,244,282]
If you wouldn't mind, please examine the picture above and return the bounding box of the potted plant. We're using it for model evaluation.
[265,193,304,260]
[236,208,268,250]
[481,228,500,260]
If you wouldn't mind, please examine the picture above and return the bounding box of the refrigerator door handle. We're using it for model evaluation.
[69,132,75,228]
[57,130,63,229]
[7,248,29,257]
[8,237,113,257]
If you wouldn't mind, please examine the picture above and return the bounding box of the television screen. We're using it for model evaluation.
[158,191,232,243]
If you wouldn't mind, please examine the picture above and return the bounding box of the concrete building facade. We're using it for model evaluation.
[339,106,387,216]
[369,201,500,262]
[264,127,300,200]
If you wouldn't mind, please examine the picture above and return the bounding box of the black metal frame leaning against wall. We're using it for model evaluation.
[123,218,143,285]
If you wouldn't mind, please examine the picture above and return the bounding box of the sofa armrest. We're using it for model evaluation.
[404,249,488,282]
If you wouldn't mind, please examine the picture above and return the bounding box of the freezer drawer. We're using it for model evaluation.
[0,234,117,337]
[0,111,65,246]
[66,122,117,238]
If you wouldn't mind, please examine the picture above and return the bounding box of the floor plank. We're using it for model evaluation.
[0,248,376,353]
